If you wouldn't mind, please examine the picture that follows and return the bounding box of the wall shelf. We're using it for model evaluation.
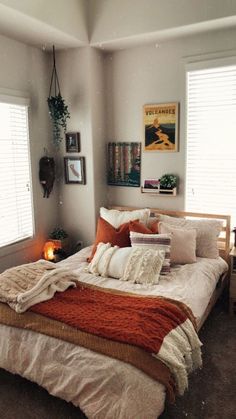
[141,187,177,196]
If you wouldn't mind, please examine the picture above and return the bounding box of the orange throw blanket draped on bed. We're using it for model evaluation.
[31,282,196,355]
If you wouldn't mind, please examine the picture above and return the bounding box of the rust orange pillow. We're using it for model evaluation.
[129,220,159,234]
[87,217,132,262]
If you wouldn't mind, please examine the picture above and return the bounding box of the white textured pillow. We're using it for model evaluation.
[87,242,165,284]
[158,214,223,259]
[130,232,171,275]
[87,243,132,278]
[121,247,165,285]
[100,207,150,229]
[158,222,197,264]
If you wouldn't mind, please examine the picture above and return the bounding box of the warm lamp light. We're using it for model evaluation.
[43,241,56,261]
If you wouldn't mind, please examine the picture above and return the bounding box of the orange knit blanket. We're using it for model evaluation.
[31,281,196,354]
[31,281,202,397]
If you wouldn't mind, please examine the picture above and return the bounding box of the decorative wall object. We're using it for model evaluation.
[143,103,179,152]
[66,132,80,152]
[143,179,160,190]
[64,157,86,184]
[107,142,141,187]
[39,156,55,198]
[48,46,70,148]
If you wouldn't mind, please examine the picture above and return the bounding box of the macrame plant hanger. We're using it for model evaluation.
[47,45,70,148]
[49,45,61,99]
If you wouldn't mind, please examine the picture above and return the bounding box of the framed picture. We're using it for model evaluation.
[107,142,141,187]
[144,179,160,189]
[143,103,179,152]
[65,132,80,152]
[64,157,86,184]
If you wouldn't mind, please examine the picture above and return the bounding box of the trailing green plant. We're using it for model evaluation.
[48,46,70,148]
[47,94,70,148]
[159,174,178,189]
[49,227,68,240]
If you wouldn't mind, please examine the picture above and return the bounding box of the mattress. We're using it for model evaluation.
[0,247,228,419]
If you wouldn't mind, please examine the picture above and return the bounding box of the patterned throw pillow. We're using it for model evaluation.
[87,242,165,285]
[130,232,171,275]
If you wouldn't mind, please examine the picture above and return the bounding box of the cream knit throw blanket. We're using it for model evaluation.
[0,260,79,313]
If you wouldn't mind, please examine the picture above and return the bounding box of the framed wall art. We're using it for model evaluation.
[65,132,80,152]
[143,103,179,152]
[64,157,86,184]
[107,142,141,187]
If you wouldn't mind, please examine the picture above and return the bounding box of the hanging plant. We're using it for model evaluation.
[47,46,70,148]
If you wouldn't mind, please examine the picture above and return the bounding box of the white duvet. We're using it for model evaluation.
[0,247,228,419]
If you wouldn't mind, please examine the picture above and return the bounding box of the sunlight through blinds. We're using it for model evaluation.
[0,101,34,247]
[186,63,236,228]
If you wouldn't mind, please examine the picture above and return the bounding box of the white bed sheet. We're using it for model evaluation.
[0,247,228,419]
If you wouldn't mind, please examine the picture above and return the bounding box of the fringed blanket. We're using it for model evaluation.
[0,260,79,313]
[0,263,202,400]
[31,282,202,396]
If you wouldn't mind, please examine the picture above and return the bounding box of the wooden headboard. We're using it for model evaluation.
[110,206,231,263]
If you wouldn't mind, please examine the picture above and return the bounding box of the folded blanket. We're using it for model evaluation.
[0,260,79,313]
[31,281,202,396]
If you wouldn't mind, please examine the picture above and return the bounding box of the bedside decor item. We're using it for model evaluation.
[48,227,69,260]
[64,157,86,184]
[143,103,179,152]
[47,46,70,148]
[39,156,55,198]
[49,227,68,241]
[229,247,236,315]
[66,132,80,152]
[43,240,57,261]
[107,142,141,187]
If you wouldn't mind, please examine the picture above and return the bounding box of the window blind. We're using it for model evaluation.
[186,63,236,228]
[0,101,34,247]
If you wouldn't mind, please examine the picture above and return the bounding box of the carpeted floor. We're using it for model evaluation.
[0,299,236,419]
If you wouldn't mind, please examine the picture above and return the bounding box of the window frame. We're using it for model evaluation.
[184,55,236,218]
[0,89,35,255]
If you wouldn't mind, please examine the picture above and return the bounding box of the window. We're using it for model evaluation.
[0,97,34,248]
[186,59,236,227]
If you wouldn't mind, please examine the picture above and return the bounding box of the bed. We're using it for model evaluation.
[0,207,231,419]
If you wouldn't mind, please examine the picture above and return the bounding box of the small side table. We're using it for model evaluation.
[229,247,236,315]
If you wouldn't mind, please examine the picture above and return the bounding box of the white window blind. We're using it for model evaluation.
[186,62,236,228]
[0,100,34,248]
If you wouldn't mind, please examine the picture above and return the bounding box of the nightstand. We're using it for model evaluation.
[229,247,236,315]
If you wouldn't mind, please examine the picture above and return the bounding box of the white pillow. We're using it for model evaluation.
[87,243,131,278]
[100,207,150,229]
[121,247,165,285]
[87,242,165,284]
[158,214,223,259]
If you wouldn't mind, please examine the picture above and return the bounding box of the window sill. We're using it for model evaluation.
[0,236,37,259]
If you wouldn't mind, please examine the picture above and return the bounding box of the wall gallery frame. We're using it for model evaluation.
[64,157,86,184]
[143,103,179,152]
[107,142,141,187]
[65,132,80,152]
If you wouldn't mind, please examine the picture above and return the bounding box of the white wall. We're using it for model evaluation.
[0,34,58,272]
[104,27,236,209]
[55,47,106,248]
[89,0,236,48]
[0,0,88,46]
